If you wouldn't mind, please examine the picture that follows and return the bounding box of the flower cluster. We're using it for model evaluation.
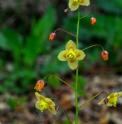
[34,0,121,121]
[34,80,57,115]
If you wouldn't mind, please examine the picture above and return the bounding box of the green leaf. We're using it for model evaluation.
[7,97,26,109]
[96,0,122,14]
[72,83,86,96]
[23,6,56,65]
[72,76,86,96]
[0,33,9,50]
[32,6,56,39]
[48,75,60,88]
[1,28,23,63]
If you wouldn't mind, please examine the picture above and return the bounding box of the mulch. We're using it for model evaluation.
[0,74,122,124]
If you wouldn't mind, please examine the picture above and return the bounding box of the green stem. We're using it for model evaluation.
[57,102,73,124]
[54,28,76,37]
[75,69,79,124]
[75,8,80,124]
[43,74,74,90]
[82,44,104,51]
[79,92,101,108]
[79,14,92,20]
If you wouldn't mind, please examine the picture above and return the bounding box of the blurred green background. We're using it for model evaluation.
[0,0,122,94]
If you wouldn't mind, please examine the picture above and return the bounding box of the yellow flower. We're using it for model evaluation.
[35,92,56,115]
[98,92,122,107]
[68,0,90,11]
[58,40,85,70]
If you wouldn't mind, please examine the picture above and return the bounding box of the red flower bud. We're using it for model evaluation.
[101,50,108,61]
[49,32,56,41]
[34,80,45,92]
[90,17,96,25]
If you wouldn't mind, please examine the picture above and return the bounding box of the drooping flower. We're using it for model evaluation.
[35,92,56,115]
[68,0,90,11]
[58,40,85,70]
[34,80,45,92]
[101,50,108,61]
[90,17,96,25]
[98,92,122,107]
[49,32,56,41]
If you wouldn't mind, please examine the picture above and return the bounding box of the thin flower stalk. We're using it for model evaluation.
[57,101,73,124]
[82,44,104,51]
[79,14,92,20]
[79,92,101,108]
[43,74,75,90]
[54,28,77,38]
[75,8,80,124]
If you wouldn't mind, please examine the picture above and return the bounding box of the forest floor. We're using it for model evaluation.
[0,74,122,124]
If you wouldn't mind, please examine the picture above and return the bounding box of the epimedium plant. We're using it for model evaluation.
[34,0,122,124]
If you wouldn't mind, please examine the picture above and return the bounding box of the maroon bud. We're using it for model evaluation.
[104,98,108,104]
[55,105,59,111]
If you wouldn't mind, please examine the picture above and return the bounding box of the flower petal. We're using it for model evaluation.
[35,92,45,101]
[75,49,85,60]
[106,103,113,107]
[98,99,104,105]
[35,101,42,111]
[58,50,67,61]
[80,0,90,6]
[45,98,55,106]
[68,59,78,70]
[66,40,76,50]
[68,1,79,11]
[48,106,56,115]
[117,92,122,97]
